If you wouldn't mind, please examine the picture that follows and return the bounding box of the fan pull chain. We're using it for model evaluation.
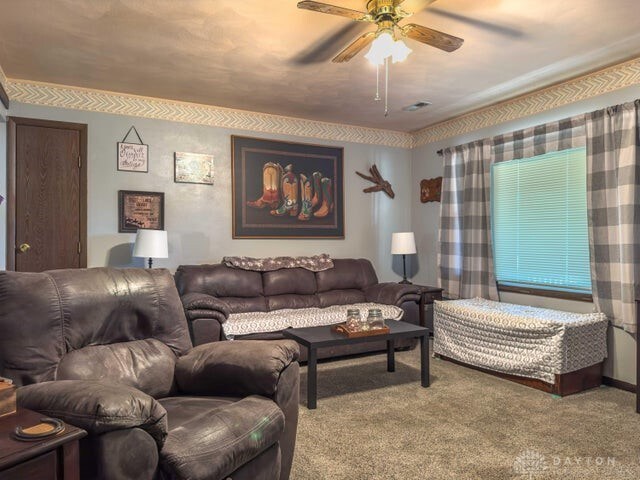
[384,57,389,117]
[374,63,380,101]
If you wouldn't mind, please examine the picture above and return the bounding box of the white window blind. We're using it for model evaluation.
[491,147,591,293]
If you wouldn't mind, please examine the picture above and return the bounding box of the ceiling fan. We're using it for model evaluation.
[297,0,464,64]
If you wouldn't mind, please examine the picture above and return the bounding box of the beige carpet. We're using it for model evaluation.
[290,346,640,480]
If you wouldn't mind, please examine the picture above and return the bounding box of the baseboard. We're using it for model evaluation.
[602,376,636,393]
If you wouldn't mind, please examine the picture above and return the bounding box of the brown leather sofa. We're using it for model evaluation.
[0,268,299,480]
[175,258,422,360]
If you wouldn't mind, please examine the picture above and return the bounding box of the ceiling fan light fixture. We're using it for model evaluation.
[364,30,394,65]
[391,39,411,63]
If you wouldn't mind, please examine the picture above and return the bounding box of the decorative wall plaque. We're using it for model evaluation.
[117,126,148,172]
[118,190,164,233]
[174,152,214,185]
[420,177,442,203]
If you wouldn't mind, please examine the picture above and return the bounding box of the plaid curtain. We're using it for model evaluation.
[586,101,640,333]
[439,140,498,300]
[493,116,585,162]
[438,116,585,301]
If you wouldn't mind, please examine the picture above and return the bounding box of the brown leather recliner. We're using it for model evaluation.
[0,268,299,480]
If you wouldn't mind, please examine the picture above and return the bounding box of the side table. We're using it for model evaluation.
[414,285,444,330]
[0,409,86,480]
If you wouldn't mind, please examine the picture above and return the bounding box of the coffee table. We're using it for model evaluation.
[282,320,430,409]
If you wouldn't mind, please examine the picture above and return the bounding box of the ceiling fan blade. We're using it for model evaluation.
[429,8,523,38]
[332,31,376,63]
[297,1,368,21]
[401,23,464,52]
[292,22,368,64]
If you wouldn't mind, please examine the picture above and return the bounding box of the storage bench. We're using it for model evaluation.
[433,298,608,396]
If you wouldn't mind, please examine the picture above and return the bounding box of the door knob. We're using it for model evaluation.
[18,243,31,253]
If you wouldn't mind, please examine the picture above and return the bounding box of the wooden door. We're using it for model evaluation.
[7,117,87,271]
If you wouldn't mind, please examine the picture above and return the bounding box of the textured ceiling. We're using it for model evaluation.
[1,0,640,132]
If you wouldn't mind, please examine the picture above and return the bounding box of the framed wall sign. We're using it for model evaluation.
[174,152,214,185]
[420,177,443,203]
[231,136,344,239]
[118,190,164,233]
[117,126,148,172]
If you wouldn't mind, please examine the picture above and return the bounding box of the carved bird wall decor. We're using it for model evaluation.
[356,164,395,198]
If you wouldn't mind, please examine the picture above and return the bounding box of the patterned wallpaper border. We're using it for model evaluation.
[5,80,414,149]
[412,56,640,147]
[4,56,640,148]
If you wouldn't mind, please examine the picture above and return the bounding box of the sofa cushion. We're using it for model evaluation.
[267,294,319,311]
[263,268,317,296]
[317,289,367,307]
[159,395,284,480]
[56,339,177,398]
[219,296,267,314]
[175,264,263,298]
[315,258,378,292]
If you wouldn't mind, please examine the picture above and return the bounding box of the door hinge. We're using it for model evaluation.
[78,155,82,169]
[78,242,82,254]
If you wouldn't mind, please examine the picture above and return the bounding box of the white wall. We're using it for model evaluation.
[2,85,637,384]
[2,102,413,282]
[411,83,640,385]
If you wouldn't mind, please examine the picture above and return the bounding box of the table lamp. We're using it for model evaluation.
[133,229,168,268]
[391,232,416,284]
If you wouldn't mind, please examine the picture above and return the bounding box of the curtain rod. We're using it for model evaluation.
[437,149,443,156]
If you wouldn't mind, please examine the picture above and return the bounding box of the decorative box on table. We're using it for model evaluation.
[0,379,16,417]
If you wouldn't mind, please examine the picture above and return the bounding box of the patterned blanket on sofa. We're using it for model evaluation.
[223,302,403,337]
[222,254,334,272]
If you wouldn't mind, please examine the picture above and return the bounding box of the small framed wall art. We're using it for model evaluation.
[420,177,443,203]
[174,152,214,185]
[117,126,148,172]
[118,190,164,233]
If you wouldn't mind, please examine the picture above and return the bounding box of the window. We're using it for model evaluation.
[491,147,591,294]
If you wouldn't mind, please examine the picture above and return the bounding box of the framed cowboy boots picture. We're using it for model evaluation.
[232,136,344,239]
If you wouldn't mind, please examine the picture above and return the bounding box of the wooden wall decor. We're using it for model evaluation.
[356,165,395,198]
[420,177,442,203]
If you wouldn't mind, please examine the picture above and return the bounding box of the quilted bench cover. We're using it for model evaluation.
[433,298,608,383]
[223,302,403,337]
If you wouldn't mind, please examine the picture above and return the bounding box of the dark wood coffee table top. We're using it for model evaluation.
[0,409,86,470]
[282,320,428,347]
[283,320,430,409]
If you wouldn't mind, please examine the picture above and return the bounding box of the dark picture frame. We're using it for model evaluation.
[232,136,344,239]
[118,190,164,233]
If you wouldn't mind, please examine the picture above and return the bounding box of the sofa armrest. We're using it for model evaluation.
[17,380,168,448]
[175,340,300,397]
[364,283,422,306]
[181,293,230,323]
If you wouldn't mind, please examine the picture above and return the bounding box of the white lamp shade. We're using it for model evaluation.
[133,229,168,259]
[391,232,416,255]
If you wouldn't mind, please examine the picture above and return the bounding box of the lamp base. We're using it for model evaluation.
[399,279,412,284]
